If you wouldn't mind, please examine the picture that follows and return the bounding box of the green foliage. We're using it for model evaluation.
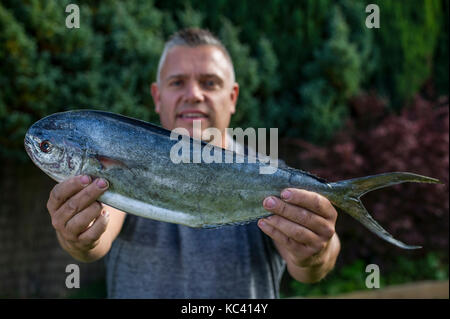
[177,0,375,142]
[1,0,166,159]
[1,0,447,159]
[0,1,268,159]
[366,0,443,108]
[298,5,363,143]
[219,18,262,129]
[433,0,449,96]
[0,2,37,159]
[176,3,204,28]
[282,252,449,298]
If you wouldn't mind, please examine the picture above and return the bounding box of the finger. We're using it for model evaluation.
[53,178,109,229]
[47,175,92,213]
[257,219,313,258]
[263,196,334,238]
[280,189,337,222]
[262,214,323,250]
[78,210,109,246]
[65,201,103,236]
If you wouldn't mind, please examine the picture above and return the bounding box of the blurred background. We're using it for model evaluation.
[0,0,448,298]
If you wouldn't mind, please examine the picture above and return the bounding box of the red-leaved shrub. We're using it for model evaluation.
[281,92,448,263]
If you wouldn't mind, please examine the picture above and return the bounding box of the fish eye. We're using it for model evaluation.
[39,140,52,153]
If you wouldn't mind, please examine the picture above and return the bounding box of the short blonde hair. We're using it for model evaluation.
[156,28,235,84]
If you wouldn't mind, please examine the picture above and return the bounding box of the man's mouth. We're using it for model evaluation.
[177,110,209,121]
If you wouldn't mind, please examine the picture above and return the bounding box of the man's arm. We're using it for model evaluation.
[47,175,126,263]
[258,189,340,283]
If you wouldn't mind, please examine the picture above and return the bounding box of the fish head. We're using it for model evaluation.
[24,112,86,182]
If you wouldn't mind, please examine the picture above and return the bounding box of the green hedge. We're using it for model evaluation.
[368,0,443,108]
[1,0,447,159]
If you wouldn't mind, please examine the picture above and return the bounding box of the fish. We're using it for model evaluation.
[24,110,442,249]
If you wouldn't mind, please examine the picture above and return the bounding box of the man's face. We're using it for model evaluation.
[151,45,239,145]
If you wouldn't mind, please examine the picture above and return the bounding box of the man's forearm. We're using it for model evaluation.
[288,233,341,283]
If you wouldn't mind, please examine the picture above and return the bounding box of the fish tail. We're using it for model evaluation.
[328,172,443,250]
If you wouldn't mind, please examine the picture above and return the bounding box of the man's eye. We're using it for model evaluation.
[170,80,183,87]
[203,80,217,88]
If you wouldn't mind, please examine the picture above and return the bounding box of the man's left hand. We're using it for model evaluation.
[258,188,340,283]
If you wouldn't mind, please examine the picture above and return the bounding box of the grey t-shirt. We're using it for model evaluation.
[105,218,286,298]
[105,134,286,298]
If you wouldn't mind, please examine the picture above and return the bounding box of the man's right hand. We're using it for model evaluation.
[47,175,111,261]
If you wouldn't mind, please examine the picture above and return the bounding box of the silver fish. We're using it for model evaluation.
[24,110,442,249]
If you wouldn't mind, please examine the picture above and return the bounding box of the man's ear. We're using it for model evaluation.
[229,83,239,114]
[151,83,161,113]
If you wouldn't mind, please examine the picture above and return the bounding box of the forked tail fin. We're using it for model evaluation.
[329,172,443,249]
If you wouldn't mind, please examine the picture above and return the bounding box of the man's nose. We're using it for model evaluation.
[184,81,204,103]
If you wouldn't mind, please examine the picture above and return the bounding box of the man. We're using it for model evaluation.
[46,28,340,298]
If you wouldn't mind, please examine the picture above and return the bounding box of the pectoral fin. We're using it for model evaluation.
[93,154,128,170]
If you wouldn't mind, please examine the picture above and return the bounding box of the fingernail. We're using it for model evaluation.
[80,175,91,186]
[264,197,276,209]
[258,219,267,228]
[96,178,108,189]
[102,210,109,218]
[281,190,292,200]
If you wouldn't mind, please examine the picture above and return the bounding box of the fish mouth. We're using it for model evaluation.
[24,134,43,166]
[24,134,44,168]
[24,135,34,160]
